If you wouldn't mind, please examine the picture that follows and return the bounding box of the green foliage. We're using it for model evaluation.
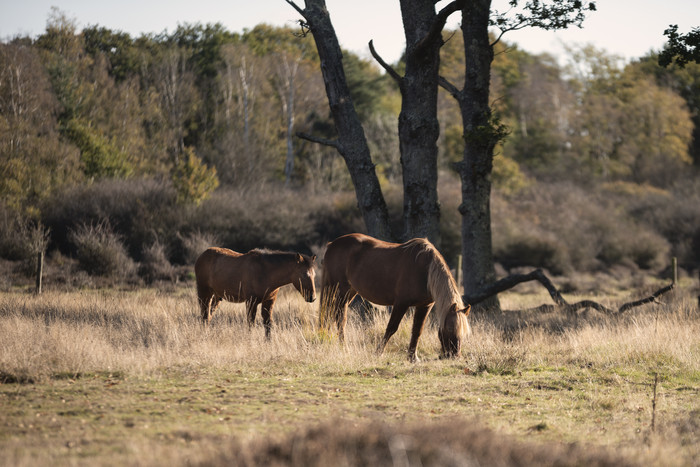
[1,10,700,274]
[82,26,140,82]
[63,118,133,179]
[242,24,318,62]
[170,23,239,79]
[631,54,700,166]
[491,1,596,32]
[659,25,700,68]
[171,147,219,205]
[343,52,393,122]
[0,39,82,212]
[492,155,531,196]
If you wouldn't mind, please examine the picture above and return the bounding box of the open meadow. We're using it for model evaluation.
[0,281,698,466]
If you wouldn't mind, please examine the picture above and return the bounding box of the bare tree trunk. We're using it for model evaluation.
[238,56,253,172]
[276,55,299,186]
[287,0,392,240]
[455,0,500,309]
[396,0,443,244]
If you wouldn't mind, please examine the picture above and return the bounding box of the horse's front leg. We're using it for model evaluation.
[260,290,279,339]
[246,297,261,329]
[377,303,409,355]
[407,304,432,363]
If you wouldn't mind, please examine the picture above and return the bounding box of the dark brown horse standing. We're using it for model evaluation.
[195,247,316,337]
[320,233,470,361]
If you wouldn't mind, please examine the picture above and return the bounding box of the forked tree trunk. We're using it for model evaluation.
[396,0,443,244]
[287,0,392,240]
[457,0,500,309]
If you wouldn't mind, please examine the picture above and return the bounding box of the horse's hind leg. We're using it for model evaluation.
[319,282,352,339]
[197,284,215,324]
[334,289,355,342]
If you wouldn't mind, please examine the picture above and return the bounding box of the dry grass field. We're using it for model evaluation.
[0,280,698,466]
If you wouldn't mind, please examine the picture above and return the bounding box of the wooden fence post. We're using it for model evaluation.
[456,255,462,292]
[672,257,677,285]
[35,251,43,294]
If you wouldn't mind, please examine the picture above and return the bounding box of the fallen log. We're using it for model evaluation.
[465,268,676,315]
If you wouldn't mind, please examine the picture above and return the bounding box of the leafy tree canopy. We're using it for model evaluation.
[659,25,700,68]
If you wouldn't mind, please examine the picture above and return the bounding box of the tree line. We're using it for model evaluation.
[1,7,699,287]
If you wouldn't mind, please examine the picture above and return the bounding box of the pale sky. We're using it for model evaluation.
[1,1,698,64]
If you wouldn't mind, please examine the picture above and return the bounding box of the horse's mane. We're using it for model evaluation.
[247,248,312,264]
[248,248,308,265]
[406,239,467,332]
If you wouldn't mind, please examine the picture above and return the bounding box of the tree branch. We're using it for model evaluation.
[466,268,676,316]
[368,40,402,84]
[296,132,340,149]
[618,283,676,313]
[418,0,463,50]
[438,75,461,99]
[284,0,306,19]
[465,269,566,307]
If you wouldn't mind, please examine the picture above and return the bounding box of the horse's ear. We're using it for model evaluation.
[296,253,303,263]
[461,304,471,316]
[311,255,317,263]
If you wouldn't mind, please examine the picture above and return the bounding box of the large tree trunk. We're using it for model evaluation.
[288,0,392,240]
[457,0,500,309]
[397,0,442,244]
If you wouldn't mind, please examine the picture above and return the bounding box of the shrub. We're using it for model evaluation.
[139,239,175,283]
[0,212,50,262]
[42,178,180,260]
[492,182,672,274]
[188,187,360,254]
[69,222,136,278]
[177,230,219,265]
[496,233,571,275]
[624,180,700,270]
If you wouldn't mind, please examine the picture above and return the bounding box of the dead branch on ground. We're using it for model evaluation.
[464,268,675,315]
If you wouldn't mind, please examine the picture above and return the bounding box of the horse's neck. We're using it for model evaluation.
[262,257,297,288]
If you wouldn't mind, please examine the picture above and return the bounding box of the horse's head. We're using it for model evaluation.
[438,303,471,358]
[293,253,317,303]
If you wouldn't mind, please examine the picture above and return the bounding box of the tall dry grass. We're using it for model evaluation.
[0,285,698,466]
[1,285,698,382]
[0,287,387,382]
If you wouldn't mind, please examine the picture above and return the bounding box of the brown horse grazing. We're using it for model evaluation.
[320,233,470,362]
[195,247,316,337]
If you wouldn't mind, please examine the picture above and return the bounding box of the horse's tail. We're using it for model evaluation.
[319,242,344,331]
[427,249,469,339]
[318,259,335,330]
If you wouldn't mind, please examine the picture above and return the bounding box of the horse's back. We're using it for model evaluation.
[323,233,393,280]
[195,247,243,287]
[324,234,430,306]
